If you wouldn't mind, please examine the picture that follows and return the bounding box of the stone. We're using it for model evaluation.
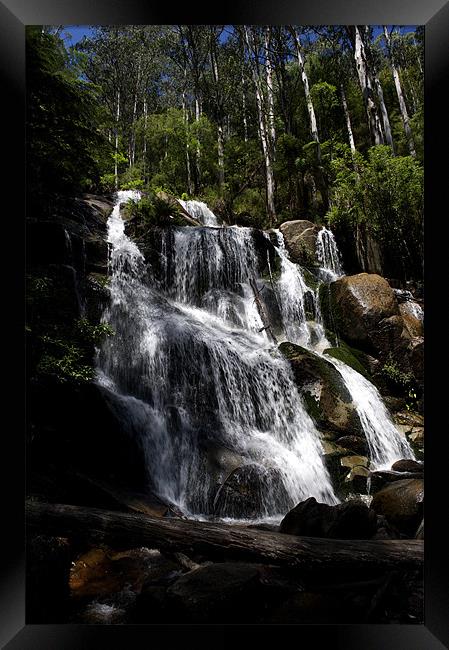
[394,411,424,427]
[399,302,423,338]
[328,273,400,350]
[280,342,362,436]
[391,459,423,474]
[340,455,369,469]
[344,465,371,494]
[279,496,378,540]
[213,464,290,519]
[279,220,321,266]
[335,435,368,455]
[370,479,424,536]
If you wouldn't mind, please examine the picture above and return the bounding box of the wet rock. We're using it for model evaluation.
[370,479,424,536]
[369,470,423,494]
[279,220,321,266]
[399,302,423,338]
[280,342,362,436]
[279,497,378,540]
[213,464,290,519]
[391,459,423,474]
[340,455,369,470]
[328,273,400,351]
[335,435,368,455]
[344,465,371,494]
[394,411,424,427]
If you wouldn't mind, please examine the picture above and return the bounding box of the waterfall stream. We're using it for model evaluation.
[97,192,338,521]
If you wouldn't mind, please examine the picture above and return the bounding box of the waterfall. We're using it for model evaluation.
[97,192,338,521]
[316,226,343,280]
[325,358,414,470]
[178,199,219,226]
[273,229,415,470]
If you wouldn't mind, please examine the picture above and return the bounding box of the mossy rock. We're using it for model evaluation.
[323,342,371,380]
[279,342,362,436]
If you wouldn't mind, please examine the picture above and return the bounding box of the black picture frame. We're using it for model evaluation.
[2,0,448,647]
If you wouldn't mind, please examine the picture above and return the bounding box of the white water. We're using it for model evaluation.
[178,199,219,226]
[273,229,415,470]
[316,226,343,281]
[97,192,337,521]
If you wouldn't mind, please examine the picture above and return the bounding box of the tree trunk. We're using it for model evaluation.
[114,88,120,190]
[341,85,356,154]
[249,278,277,343]
[26,501,423,572]
[182,68,193,195]
[210,38,225,190]
[383,27,416,157]
[143,97,148,181]
[352,26,384,146]
[290,27,321,163]
[244,26,276,225]
[242,67,248,142]
[195,96,201,190]
[131,60,141,167]
[264,27,276,158]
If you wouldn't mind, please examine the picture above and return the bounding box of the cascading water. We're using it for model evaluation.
[178,199,219,226]
[273,229,415,470]
[96,191,338,521]
[316,226,343,281]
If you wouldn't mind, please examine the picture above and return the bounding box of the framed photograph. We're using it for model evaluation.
[2,0,447,647]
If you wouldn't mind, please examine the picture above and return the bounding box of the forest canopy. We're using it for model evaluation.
[26,24,424,278]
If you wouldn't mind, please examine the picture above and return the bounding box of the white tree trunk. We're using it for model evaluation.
[265,27,276,158]
[383,26,416,157]
[182,72,193,195]
[114,89,120,190]
[244,27,275,224]
[210,40,225,189]
[131,61,141,167]
[290,28,321,163]
[341,85,356,154]
[195,96,201,185]
[242,67,248,142]
[143,97,148,179]
[353,26,384,146]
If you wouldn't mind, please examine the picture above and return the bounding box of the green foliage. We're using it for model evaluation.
[326,144,423,277]
[381,355,418,410]
[36,318,114,384]
[233,188,266,228]
[124,192,184,228]
[26,26,111,200]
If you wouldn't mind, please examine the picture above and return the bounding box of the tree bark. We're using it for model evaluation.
[289,27,321,163]
[341,85,356,154]
[383,26,416,157]
[244,26,276,225]
[114,88,120,190]
[352,26,384,147]
[264,27,276,158]
[26,501,424,572]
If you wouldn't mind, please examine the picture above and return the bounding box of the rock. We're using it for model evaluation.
[394,411,424,427]
[408,337,424,382]
[391,459,423,474]
[213,464,290,519]
[344,465,371,494]
[279,342,362,436]
[279,220,321,266]
[407,427,424,446]
[370,479,424,536]
[167,562,263,623]
[279,497,378,540]
[328,273,400,350]
[340,455,368,469]
[372,514,401,540]
[370,315,412,366]
[369,470,423,494]
[335,435,368,455]
[399,302,423,338]
[268,591,359,624]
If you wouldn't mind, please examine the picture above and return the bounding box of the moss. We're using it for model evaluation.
[301,267,320,292]
[324,344,371,380]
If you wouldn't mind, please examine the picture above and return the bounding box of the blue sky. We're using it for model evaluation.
[61,25,418,48]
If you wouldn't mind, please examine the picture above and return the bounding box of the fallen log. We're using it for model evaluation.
[249,278,278,344]
[26,501,423,571]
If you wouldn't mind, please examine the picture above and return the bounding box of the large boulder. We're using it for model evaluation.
[279,342,362,436]
[279,497,378,539]
[399,301,424,338]
[328,273,400,350]
[370,478,424,536]
[279,220,321,266]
